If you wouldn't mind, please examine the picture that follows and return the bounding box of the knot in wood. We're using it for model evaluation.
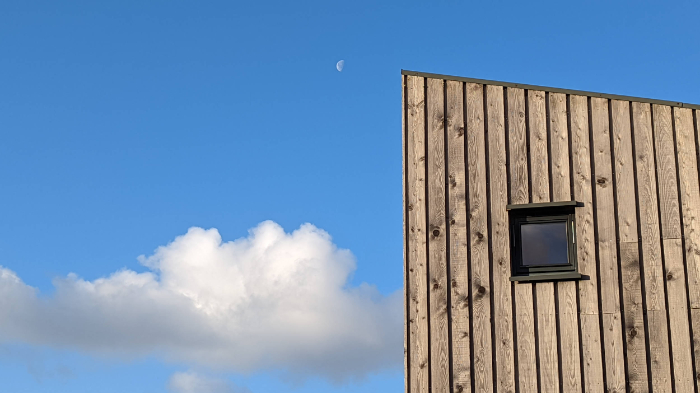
[450,219,456,225]
[451,278,458,288]
[432,229,440,237]
[596,177,608,187]
[629,327,638,338]
[457,127,465,137]
[666,271,674,280]
[476,232,484,241]
[477,286,486,295]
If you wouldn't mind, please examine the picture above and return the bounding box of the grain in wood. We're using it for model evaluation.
[427,78,451,393]
[548,92,581,393]
[446,80,471,393]
[406,75,430,393]
[536,281,560,392]
[486,85,515,393]
[619,242,649,393]
[632,101,672,393]
[529,90,559,392]
[675,108,700,309]
[662,238,694,392]
[612,100,639,244]
[508,88,529,206]
[403,74,408,393]
[612,100,649,392]
[693,310,700,388]
[570,94,605,391]
[652,105,682,240]
[591,97,625,392]
[549,92,570,199]
[507,87,538,393]
[466,82,493,393]
[529,90,549,203]
[674,107,700,391]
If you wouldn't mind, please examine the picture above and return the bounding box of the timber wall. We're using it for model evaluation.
[402,70,700,393]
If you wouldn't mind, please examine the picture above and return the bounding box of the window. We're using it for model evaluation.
[507,201,581,282]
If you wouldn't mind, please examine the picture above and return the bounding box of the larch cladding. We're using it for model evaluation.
[403,72,700,393]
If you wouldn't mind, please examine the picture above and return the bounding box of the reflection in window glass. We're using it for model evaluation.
[520,222,568,266]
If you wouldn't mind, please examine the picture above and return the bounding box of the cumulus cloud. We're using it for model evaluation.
[168,371,247,393]
[0,221,403,380]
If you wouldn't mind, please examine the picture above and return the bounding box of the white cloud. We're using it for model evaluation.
[168,371,246,393]
[0,221,402,380]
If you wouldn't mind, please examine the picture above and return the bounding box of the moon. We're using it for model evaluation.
[336,60,344,72]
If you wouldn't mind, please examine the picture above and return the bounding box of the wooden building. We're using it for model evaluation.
[402,70,700,393]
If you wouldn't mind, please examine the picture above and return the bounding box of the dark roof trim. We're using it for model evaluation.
[402,70,700,110]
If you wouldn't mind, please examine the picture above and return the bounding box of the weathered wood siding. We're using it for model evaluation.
[403,71,700,393]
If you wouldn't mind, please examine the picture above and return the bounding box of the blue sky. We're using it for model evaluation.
[1,0,699,392]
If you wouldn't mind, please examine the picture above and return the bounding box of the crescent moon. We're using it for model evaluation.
[336,60,344,72]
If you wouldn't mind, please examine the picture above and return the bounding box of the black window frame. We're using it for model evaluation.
[507,201,582,282]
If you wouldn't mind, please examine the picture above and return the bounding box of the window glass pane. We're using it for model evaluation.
[520,222,569,266]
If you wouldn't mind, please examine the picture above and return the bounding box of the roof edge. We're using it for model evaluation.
[401,70,700,109]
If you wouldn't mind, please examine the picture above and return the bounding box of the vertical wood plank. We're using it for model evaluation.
[611,99,649,392]
[486,85,515,393]
[406,75,429,393]
[632,102,672,393]
[657,108,697,392]
[549,93,570,199]
[677,110,700,308]
[652,105,682,240]
[680,110,700,309]
[508,87,538,393]
[427,78,450,393]
[549,92,581,393]
[663,238,694,392]
[694,310,700,389]
[620,242,649,392]
[675,107,700,391]
[537,283,559,392]
[403,74,408,393]
[570,94,605,392]
[529,90,560,392]
[529,91,550,203]
[446,80,471,393]
[509,88,529,206]
[591,97,626,392]
[466,82,493,393]
[658,106,694,392]
[654,105,694,393]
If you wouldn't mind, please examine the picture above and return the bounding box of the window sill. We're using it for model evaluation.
[510,272,583,282]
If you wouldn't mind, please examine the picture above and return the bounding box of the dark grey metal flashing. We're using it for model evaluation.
[402,70,700,109]
[510,271,583,282]
[506,201,578,210]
